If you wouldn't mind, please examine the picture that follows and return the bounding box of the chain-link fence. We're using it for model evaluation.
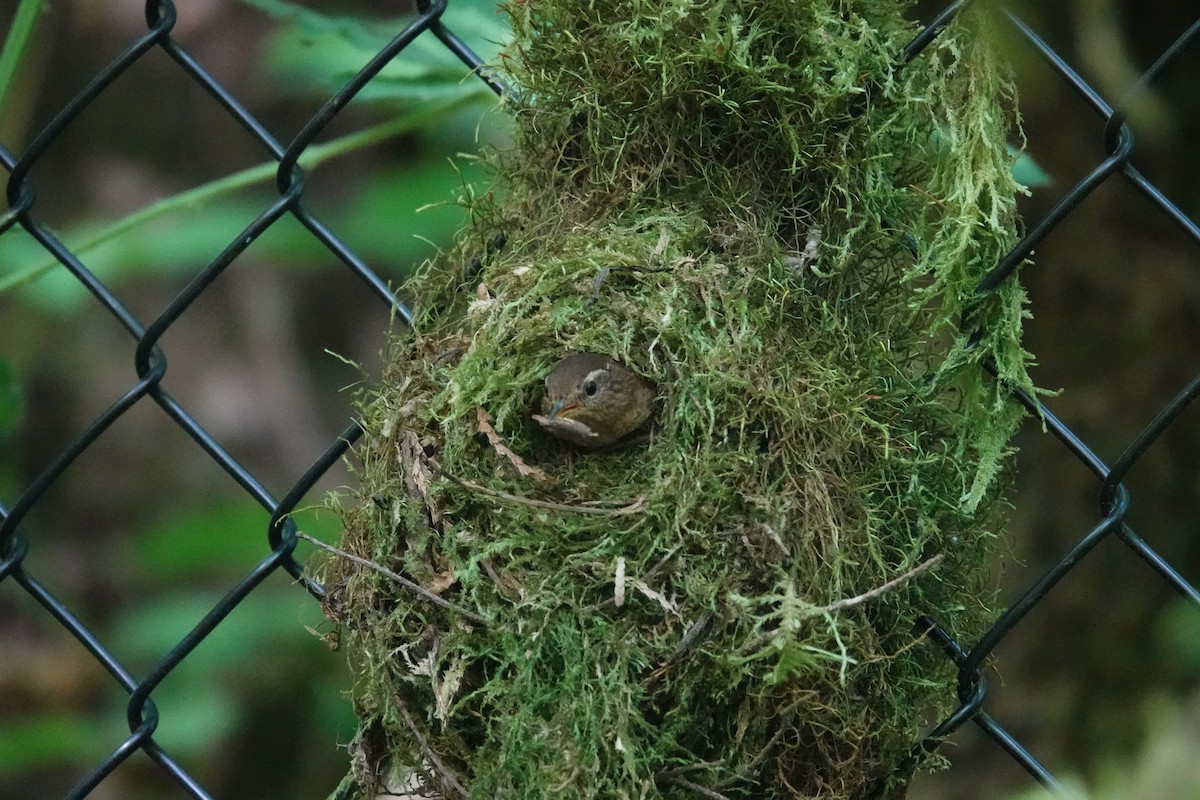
[2,1,1198,798]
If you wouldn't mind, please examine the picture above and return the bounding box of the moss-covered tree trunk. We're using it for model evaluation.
[324,2,1031,798]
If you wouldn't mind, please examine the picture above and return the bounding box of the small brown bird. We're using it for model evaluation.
[534,352,656,448]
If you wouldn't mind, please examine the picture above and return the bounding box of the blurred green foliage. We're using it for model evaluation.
[0,0,511,309]
[248,0,506,104]
[0,0,512,796]
[997,599,1200,800]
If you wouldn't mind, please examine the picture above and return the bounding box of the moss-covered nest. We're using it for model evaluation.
[322,1,1032,798]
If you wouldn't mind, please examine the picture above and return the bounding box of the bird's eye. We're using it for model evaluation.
[584,379,598,397]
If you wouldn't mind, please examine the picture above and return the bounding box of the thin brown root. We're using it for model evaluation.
[395,696,471,798]
[431,459,645,515]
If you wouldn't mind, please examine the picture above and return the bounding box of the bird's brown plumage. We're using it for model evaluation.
[535,352,655,447]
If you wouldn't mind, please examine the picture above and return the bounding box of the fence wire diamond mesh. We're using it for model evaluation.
[1,2,1198,799]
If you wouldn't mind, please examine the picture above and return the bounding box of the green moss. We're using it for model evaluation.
[323,1,1031,798]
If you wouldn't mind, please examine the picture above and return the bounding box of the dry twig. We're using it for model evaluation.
[819,554,943,615]
[663,775,735,800]
[297,531,486,625]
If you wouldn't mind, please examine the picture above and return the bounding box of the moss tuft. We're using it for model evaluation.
[322,2,1031,798]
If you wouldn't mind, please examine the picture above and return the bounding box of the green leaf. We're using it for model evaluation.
[1009,145,1052,188]
[0,0,45,119]
[246,0,509,104]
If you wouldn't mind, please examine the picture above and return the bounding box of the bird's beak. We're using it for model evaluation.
[549,399,579,418]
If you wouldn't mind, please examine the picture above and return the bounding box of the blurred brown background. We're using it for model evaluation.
[910,1,1200,798]
[0,1,1197,799]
